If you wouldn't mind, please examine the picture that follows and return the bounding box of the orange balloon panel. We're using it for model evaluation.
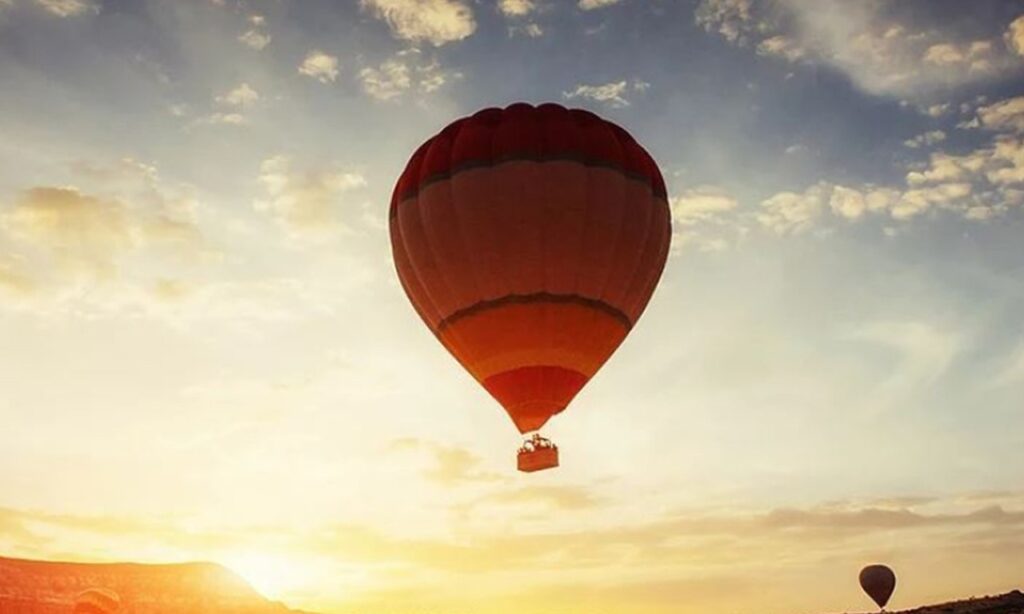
[390,103,671,433]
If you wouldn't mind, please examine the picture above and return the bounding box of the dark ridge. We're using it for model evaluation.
[0,555,317,614]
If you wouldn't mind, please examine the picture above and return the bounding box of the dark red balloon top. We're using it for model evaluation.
[390,102,667,218]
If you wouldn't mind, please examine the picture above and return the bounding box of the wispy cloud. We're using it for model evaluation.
[360,0,476,46]
[298,50,340,83]
[33,0,98,17]
[254,156,367,235]
[695,0,1024,99]
[563,79,647,108]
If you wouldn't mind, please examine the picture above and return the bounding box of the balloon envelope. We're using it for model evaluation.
[859,564,896,608]
[389,102,671,435]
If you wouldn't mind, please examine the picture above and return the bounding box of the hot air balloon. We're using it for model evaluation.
[73,588,121,614]
[859,564,896,611]
[389,102,671,471]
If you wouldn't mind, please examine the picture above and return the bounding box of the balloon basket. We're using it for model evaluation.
[517,434,559,473]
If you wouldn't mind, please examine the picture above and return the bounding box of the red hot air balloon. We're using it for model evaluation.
[389,103,671,471]
[859,564,896,611]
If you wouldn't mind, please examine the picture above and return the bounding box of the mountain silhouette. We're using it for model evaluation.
[844,590,1024,614]
[0,555,314,613]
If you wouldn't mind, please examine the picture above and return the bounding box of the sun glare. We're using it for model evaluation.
[221,553,311,601]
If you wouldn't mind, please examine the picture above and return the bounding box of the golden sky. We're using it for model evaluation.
[1,0,1024,612]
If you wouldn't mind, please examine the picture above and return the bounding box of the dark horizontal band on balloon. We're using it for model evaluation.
[435,292,634,333]
[391,154,667,218]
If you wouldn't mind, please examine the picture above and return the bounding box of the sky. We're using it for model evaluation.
[1,0,1023,612]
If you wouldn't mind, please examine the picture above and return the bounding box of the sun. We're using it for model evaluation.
[221,552,311,601]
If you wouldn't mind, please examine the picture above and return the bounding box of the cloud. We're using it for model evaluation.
[389,438,503,486]
[298,51,339,83]
[238,29,271,50]
[741,91,1024,235]
[694,0,1024,99]
[360,0,475,46]
[200,83,260,125]
[215,83,259,108]
[563,80,635,107]
[2,188,134,277]
[497,0,536,17]
[668,186,747,253]
[0,177,200,284]
[481,485,603,511]
[358,52,454,101]
[975,96,1024,133]
[254,156,367,234]
[694,0,753,44]
[33,0,98,17]
[1006,14,1024,57]
[578,0,621,10]
[203,112,245,126]
[359,60,411,101]
[756,35,807,61]
[0,256,35,296]
[498,0,543,37]
[846,320,962,391]
[903,130,947,149]
[671,186,739,226]
[758,183,828,234]
[509,22,543,38]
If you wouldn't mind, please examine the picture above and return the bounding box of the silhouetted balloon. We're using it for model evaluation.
[73,588,120,613]
[389,102,671,470]
[859,564,896,609]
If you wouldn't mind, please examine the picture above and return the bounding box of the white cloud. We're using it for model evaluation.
[758,183,828,234]
[509,22,543,38]
[671,186,738,226]
[360,0,475,46]
[847,320,962,392]
[255,156,367,234]
[975,96,1024,133]
[360,61,411,101]
[239,29,271,50]
[757,35,806,62]
[359,53,455,101]
[0,160,202,286]
[694,0,1024,100]
[892,183,972,220]
[563,80,648,108]
[202,84,259,126]
[737,94,1024,235]
[215,83,259,108]
[578,0,620,9]
[1006,15,1024,57]
[987,137,1024,185]
[33,0,98,17]
[828,185,868,220]
[694,0,753,44]
[498,0,535,17]
[204,112,246,126]
[925,103,951,118]
[903,130,947,149]
[298,51,340,84]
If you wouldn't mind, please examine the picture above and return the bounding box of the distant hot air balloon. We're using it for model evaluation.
[389,102,671,471]
[859,564,896,611]
[73,588,121,614]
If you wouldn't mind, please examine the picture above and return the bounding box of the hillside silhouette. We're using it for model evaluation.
[844,591,1024,614]
[0,556,312,613]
